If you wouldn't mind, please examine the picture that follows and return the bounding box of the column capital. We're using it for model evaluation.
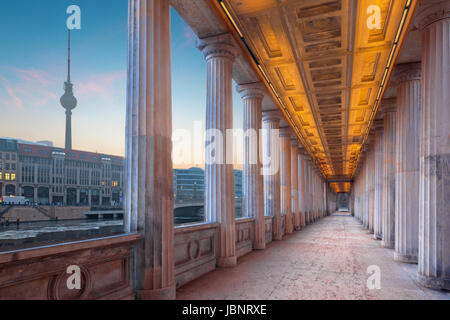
[373,119,384,132]
[262,110,282,123]
[379,98,397,114]
[279,126,293,138]
[290,136,300,147]
[196,33,238,62]
[415,0,450,30]
[297,145,307,155]
[236,82,265,100]
[391,62,421,86]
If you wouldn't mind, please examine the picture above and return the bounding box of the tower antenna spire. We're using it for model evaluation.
[68,29,71,83]
[60,27,77,150]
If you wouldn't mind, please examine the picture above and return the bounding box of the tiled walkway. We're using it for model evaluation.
[177,213,450,300]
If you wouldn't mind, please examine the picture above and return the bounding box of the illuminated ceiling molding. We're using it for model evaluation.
[216,0,416,182]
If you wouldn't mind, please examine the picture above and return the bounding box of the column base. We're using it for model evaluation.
[417,274,450,292]
[273,234,283,241]
[394,252,418,264]
[137,284,176,300]
[373,234,382,240]
[217,255,237,268]
[380,240,395,249]
[253,242,266,250]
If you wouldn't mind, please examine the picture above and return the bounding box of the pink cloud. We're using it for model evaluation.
[76,71,126,101]
[0,67,57,110]
[0,74,23,110]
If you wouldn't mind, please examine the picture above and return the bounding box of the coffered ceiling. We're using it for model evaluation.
[219,0,416,191]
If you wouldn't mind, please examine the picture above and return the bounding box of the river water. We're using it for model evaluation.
[0,219,124,252]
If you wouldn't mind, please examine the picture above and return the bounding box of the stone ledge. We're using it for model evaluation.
[0,233,140,265]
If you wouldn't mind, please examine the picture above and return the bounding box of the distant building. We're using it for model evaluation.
[0,138,124,206]
[173,167,243,203]
[234,170,242,199]
[173,167,205,202]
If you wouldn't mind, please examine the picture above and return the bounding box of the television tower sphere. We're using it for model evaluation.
[60,81,77,111]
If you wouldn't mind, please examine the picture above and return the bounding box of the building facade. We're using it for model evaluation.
[0,138,124,206]
[173,167,242,204]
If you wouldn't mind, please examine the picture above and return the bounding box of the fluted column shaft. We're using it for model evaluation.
[291,140,301,230]
[280,128,293,234]
[394,62,421,264]
[374,128,384,240]
[363,155,370,228]
[417,1,450,290]
[368,142,375,233]
[126,0,175,299]
[263,112,282,241]
[298,150,307,227]
[306,160,312,224]
[238,83,265,250]
[303,155,310,224]
[198,34,238,267]
[381,101,397,248]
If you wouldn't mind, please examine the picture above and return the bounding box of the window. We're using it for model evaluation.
[0,172,2,180]
[0,1,128,251]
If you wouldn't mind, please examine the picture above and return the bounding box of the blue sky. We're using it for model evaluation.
[0,0,243,166]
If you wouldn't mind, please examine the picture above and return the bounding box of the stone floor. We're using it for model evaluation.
[177,213,450,300]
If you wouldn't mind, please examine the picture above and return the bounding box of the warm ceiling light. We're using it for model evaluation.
[258,65,270,83]
[220,1,243,38]
[394,8,408,44]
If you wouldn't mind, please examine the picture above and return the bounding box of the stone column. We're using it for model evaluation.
[416,1,450,290]
[298,148,306,228]
[363,151,370,229]
[125,0,174,299]
[291,139,301,231]
[373,122,384,240]
[262,111,282,241]
[381,99,397,248]
[280,127,293,234]
[33,187,38,204]
[302,157,309,224]
[238,82,265,250]
[305,158,311,224]
[368,138,375,233]
[393,62,421,264]
[308,159,314,223]
[198,34,238,267]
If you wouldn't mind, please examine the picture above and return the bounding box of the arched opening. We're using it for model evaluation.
[337,193,349,212]
[22,186,34,201]
[37,187,49,205]
[66,188,77,206]
[80,189,89,206]
[91,189,100,206]
[5,184,16,197]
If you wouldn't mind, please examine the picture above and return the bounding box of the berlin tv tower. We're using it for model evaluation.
[60,29,77,150]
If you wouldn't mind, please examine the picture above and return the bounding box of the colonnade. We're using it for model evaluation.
[352,1,449,291]
[125,0,335,299]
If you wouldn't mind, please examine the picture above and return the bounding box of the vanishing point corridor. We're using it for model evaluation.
[177,214,450,300]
